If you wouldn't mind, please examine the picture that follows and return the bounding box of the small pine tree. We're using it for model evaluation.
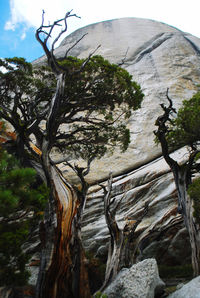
[0,144,48,286]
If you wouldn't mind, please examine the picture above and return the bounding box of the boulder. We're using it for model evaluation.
[103,258,165,298]
[168,276,200,298]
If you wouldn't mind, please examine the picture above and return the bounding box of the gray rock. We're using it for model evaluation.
[82,149,190,266]
[168,276,200,298]
[34,17,200,185]
[103,258,165,298]
[176,283,185,290]
[33,17,200,269]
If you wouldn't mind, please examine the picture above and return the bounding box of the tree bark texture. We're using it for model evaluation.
[33,72,91,297]
[172,167,200,276]
[35,164,91,298]
[100,176,148,291]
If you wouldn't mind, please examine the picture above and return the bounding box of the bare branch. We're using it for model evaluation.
[0,209,31,224]
[36,10,80,73]
[73,44,101,75]
[124,201,149,236]
[154,89,179,170]
[64,33,88,58]
[118,47,129,66]
[83,155,95,176]
[63,160,77,173]
[99,173,122,238]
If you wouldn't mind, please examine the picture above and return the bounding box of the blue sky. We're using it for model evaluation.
[0,1,43,61]
[1,0,200,62]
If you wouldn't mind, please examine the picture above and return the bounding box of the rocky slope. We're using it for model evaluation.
[34,17,200,184]
[34,17,200,266]
[82,148,191,266]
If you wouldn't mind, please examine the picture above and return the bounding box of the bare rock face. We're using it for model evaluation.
[33,17,200,183]
[34,18,200,266]
[82,147,191,266]
[168,276,200,298]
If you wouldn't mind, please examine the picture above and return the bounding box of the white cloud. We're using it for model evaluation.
[4,20,15,31]
[4,0,80,46]
[5,0,76,30]
[5,0,31,31]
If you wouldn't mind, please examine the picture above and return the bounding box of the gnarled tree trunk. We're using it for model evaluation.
[155,92,200,276]
[100,175,148,291]
[173,167,200,276]
[35,163,91,298]
[32,71,91,297]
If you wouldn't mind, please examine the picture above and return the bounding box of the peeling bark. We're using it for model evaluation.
[34,13,93,295]
[35,163,90,298]
[35,22,92,295]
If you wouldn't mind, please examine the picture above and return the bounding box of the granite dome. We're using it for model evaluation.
[33,17,200,183]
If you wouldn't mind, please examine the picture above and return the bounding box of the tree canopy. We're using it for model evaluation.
[165,91,200,150]
[0,55,143,164]
[0,11,144,296]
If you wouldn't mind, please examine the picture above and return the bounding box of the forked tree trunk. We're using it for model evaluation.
[101,221,143,291]
[35,163,91,298]
[100,175,148,291]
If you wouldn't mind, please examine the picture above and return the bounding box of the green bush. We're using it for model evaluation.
[0,147,48,286]
[94,291,108,298]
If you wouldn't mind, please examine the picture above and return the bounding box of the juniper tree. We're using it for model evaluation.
[0,11,144,297]
[154,90,200,276]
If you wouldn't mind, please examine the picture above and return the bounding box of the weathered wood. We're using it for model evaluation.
[154,92,200,276]
[100,175,149,291]
[36,164,91,298]
[175,170,200,276]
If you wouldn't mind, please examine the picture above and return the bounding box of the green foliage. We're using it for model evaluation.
[57,55,143,159]
[0,57,55,115]
[59,55,142,112]
[0,55,143,163]
[94,291,108,298]
[0,222,31,286]
[188,177,200,224]
[0,146,48,286]
[167,92,200,149]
